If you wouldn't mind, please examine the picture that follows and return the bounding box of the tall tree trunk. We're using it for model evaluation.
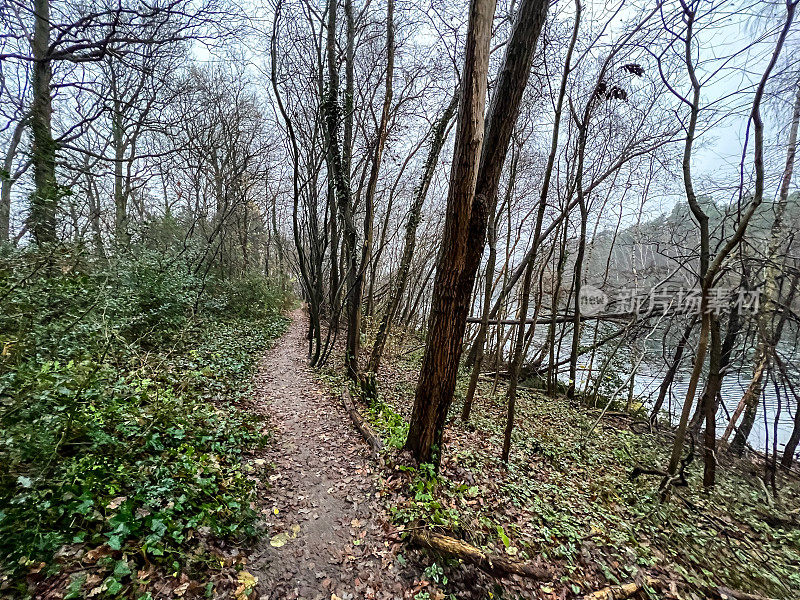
[468,0,581,372]
[328,179,340,319]
[662,3,708,493]
[109,59,130,246]
[728,79,800,456]
[730,276,796,455]
[702,315,721,487]
[112,101,130,245]
[502,254,534,462]
[1,117,27,244]
[369,91,459,374]
[405,0,549,465]
[462,138,523,421]
[356,0,394,389]
[691,293,741,431]
[29,0,58,245]
[650,317,696,425]
[366,128,430,322]
[461,197,499,422]
[567,197,588,402]
[271,2,320,362]
[404,0,497,465]
[85,169,105,258]
[324,0,359,379]
[547,222,568,396]
[343,0,354,179]
[664,0,795,490]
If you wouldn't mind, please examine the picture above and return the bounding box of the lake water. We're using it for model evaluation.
[568,356,798,457]
[475,323,799,458]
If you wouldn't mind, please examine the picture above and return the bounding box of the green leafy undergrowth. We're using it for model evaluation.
[366,401,409,450]
[453,389,800,598]
[373,335,800,599]
[317,368,410,450]
[0,247,290,597]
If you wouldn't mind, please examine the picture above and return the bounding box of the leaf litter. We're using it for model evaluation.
[245,309,420,599]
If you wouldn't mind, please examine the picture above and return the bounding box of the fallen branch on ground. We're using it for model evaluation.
[341,388,383,462]
[409,529,551,579]
[756,508,800,530]
[717,586,777,600]
[581,577,658,600]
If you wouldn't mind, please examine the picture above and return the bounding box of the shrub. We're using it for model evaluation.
[0,245,291,595]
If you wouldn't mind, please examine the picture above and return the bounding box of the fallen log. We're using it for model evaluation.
[341,388,383,461]
[717,587,777,600]
[581,577,658,600]
[756,509,800,530]
[409,529,550,580]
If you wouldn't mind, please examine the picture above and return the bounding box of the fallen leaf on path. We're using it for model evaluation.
[234,570,258,600]
[270,532,289,547]
[173,582,190,596]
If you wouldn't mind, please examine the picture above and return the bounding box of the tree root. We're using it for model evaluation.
[581,577,658,600]
[409,529,551,579]
[341,388,383,462]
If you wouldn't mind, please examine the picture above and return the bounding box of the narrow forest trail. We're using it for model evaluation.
[246,308,412,600]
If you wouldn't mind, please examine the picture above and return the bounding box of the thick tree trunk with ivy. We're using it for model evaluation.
[29,0,58,245]
[323,0,359,380]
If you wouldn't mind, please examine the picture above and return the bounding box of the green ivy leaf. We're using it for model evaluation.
[107,534,123,551]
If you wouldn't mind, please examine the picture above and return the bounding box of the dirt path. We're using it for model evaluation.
[247,309,413,600]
